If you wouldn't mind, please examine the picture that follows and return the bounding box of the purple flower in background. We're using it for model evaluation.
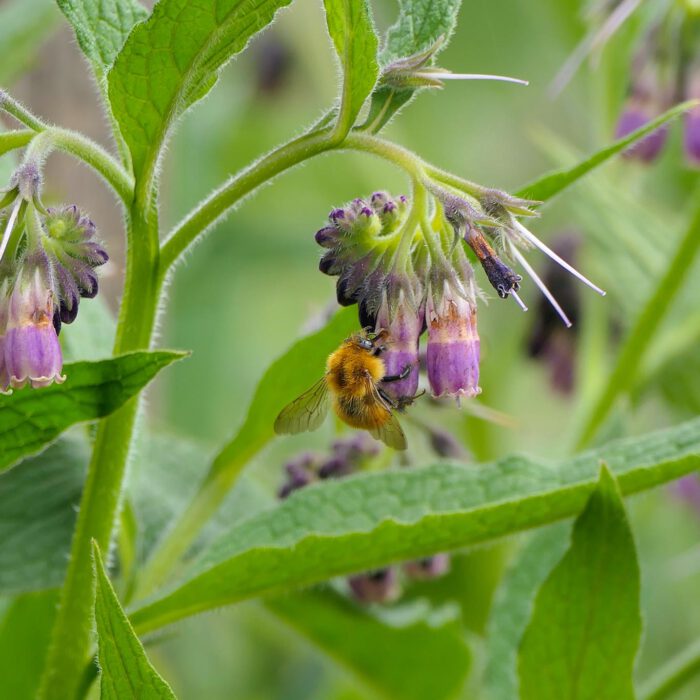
[348,568,401,604]
[670,474,700,514]
[403,554,451,580]
[615,100,668,162]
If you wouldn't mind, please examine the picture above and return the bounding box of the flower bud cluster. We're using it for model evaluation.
[613,8,700,165]
[0,165,107,393]
[277,435,450,603]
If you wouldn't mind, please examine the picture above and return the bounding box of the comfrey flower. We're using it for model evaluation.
[0,160,107,392]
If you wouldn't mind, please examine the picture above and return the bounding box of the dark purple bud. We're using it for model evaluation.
[329,208,346,222]
[403,554,451,580]
[318,455,353,479]
[428,428,468,459]
[278,456,315,499]
[348,568,400,604]
[360,207,373,218]
[315,226,341,248]
[426,288,480,400]
[480,255,521,299]
[615,103,667,162]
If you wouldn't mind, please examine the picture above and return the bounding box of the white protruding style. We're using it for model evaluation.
[0,198,21,264]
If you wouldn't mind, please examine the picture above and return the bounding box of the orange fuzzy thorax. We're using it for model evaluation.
[326,340,389,430]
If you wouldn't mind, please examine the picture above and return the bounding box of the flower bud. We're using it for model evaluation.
[684,105,700,166]
[278,454,316,499]
[426,274,480,400]
[427,427,468,459]
[348,568,400,604]
[403,554,451,580]
[4,253,64,389]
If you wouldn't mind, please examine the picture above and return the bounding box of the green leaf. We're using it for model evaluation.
[0,130,34,158]
[56,0,148,84]
[0,350,185,474]
[363,0,461,131]
[483,524,570,700]
[323,0,379,136]
[0,0,60,86]
[93,543,176,699]
[518,466,642,700]
[108,0,292,197]
[516,101,695,202]
[0,591,59,700]
[129,417,700,634]
[381,0,462,63]
[0,439,87,594]
[267,589,470,700]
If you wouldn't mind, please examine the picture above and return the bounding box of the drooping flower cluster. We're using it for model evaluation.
[314,186,604,404]
[278,435,450,603]
[0,163,107,393]
[565,0,700,165]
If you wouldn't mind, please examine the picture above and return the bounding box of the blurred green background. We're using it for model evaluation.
[2,0,700,697]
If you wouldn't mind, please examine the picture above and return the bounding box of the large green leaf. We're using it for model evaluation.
[129,417,700,634]
[0,439,87,594]
[108,0,291,197]
[363,0,461,132]
[518,467,641,700]
[516,101,695,203]
[93,544,176,699]
[268,590,470,700]
[323,0,379,136]
[0,591,59,700]
[0,350,185,473]
[56,0,147,83]
[483,524,570,700]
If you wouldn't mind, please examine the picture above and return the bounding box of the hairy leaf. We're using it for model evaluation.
[129,418,700,634]
[0,591,59,700]
[56,0,147,82]
[484,524,570,700]
[0,350,185,473]
[363,0,461,131]
[0,439,87,594]
[93,544,176,699]
[268,589,470,700]
[323,0,379,135]
[516,101,695,203]
[108,0,291,196]
[518,467,641,700]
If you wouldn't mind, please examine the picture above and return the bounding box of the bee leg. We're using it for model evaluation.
[381,364,412,383]
[377,387,399,409]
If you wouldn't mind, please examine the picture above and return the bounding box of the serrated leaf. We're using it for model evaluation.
[0,591,59,700]
[362,0,461,131]
[108,0,291,198]
[516,101,695,203]
[484,524,570,700]
[56,0,147,83]
[323,0,379,136]
[129,418,700,634]
[268,590,470,700]
[0,350,185,474]
[0,0,60,86]
[0,439,87,594]
[518,467,641,700]
[93,543,176,699]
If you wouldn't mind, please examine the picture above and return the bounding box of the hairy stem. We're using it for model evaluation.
[38,205,160,700]
[576,196,700,448]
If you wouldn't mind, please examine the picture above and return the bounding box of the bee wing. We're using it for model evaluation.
[367,381,407,451]
[274,377,330,435]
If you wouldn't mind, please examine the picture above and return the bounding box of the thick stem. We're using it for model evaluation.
[0,89,46,131]
[576,197,700,448]
[38,207,160,700]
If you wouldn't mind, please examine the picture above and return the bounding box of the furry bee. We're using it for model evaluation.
[274,330,415,450]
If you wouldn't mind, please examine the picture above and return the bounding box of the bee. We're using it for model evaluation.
[274,329,416,450]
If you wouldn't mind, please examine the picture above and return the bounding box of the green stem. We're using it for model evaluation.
[0,89,45,131]
[0,129,34,157]
[38,205,160,700]
[576,196,700,448]
[638,638,700,700]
